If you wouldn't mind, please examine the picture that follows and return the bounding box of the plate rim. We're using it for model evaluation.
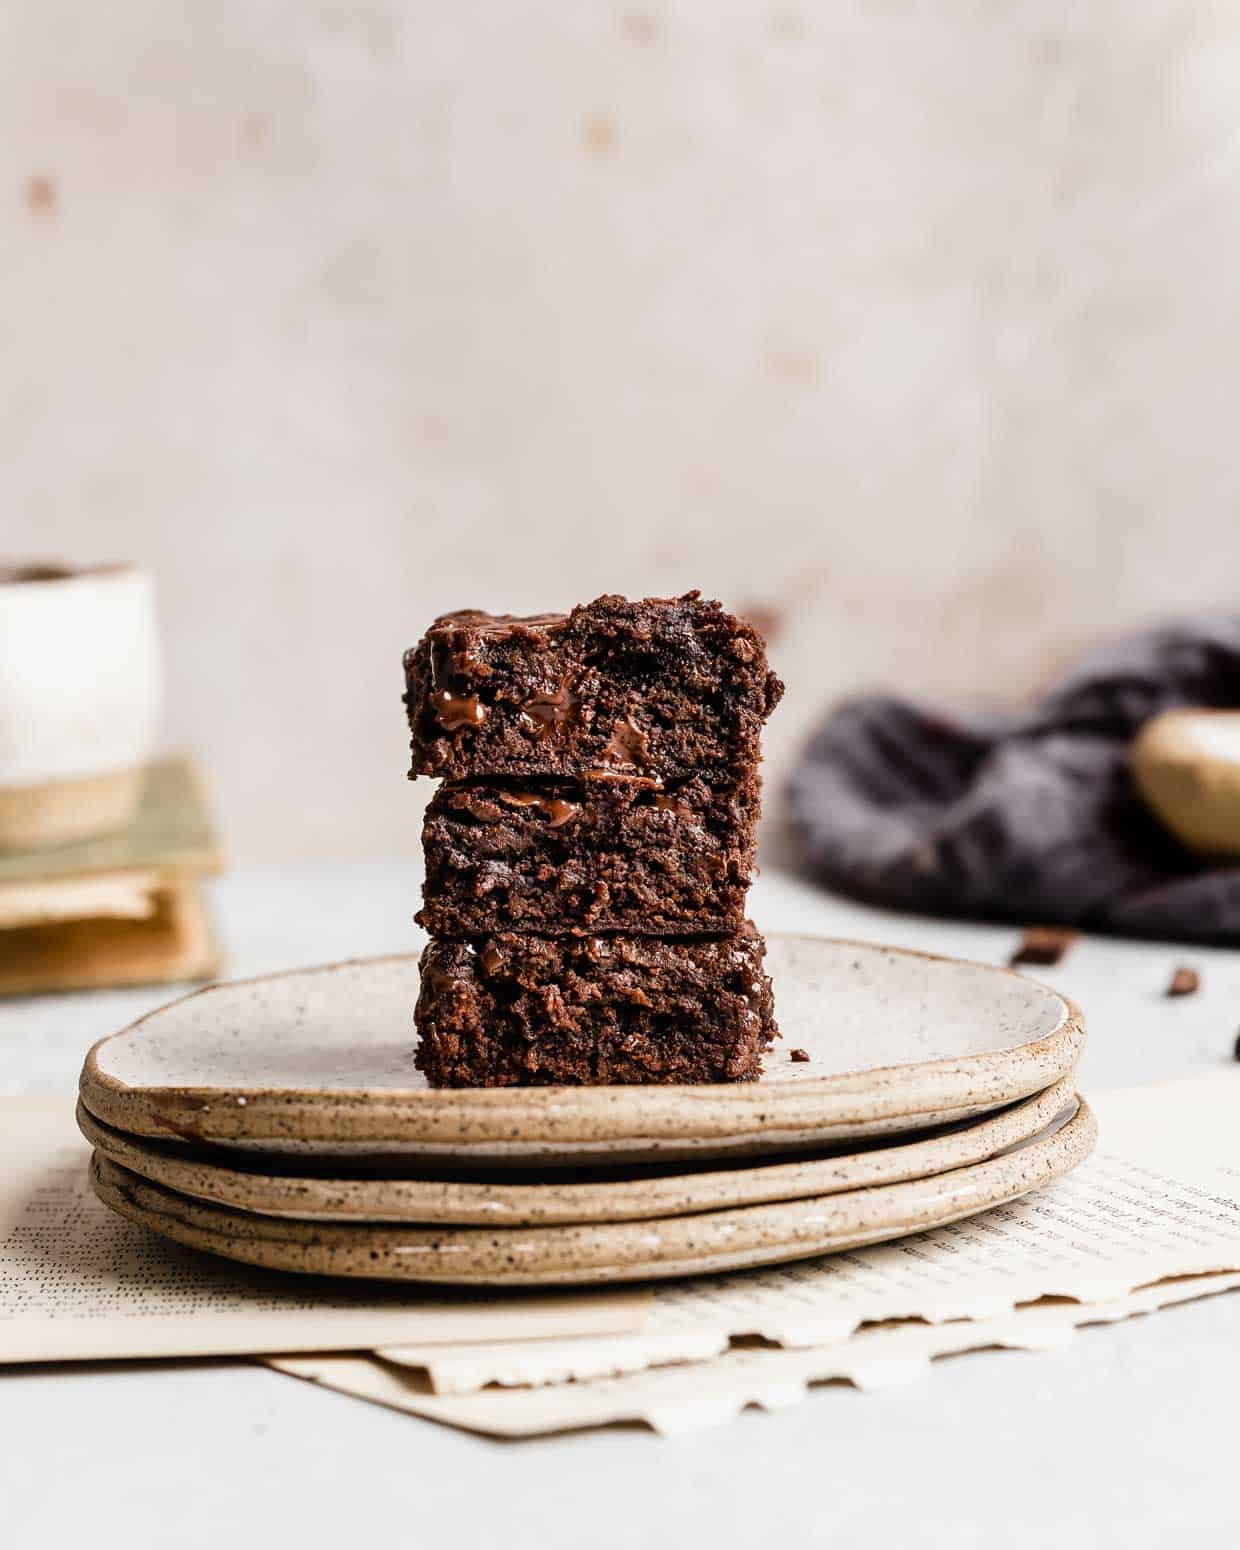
[79,934,1085,1148]
[75,1076,1079,1225]
[88,1098,1098,1286]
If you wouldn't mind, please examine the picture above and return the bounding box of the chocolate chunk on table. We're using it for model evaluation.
[1166,965,1200,997]
[418,771,760,939]
[1009,927,1077,968]
[404,592,783,783]
[414,925,776,1087]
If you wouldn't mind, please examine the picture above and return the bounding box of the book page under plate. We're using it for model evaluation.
[326,1072,1240,1421]
[0,1098,649,1363]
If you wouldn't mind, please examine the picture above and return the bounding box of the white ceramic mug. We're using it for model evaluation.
[0,563,162,849]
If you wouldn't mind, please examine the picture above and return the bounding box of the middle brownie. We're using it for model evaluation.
[418,770,758,939]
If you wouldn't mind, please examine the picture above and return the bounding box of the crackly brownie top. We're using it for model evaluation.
[404,591,783,782]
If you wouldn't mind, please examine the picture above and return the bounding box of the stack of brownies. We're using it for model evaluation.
[403,592,784,1087]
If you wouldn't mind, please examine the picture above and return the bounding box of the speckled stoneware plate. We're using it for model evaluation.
[79,936,1085,1166]
[76,1077,1078,1226]
[88,1097,1096,1285]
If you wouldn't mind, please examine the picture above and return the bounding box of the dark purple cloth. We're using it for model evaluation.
[788,617,1240,942]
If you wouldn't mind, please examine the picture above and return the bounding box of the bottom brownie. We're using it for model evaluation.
[414,926,776,1087]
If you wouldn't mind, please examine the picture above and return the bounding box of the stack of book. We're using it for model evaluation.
[0,757,221,996]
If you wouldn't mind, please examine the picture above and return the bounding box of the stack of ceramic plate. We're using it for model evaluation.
[77,934,1095,1286]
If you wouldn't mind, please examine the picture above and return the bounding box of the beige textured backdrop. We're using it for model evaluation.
[5,3,1239,861]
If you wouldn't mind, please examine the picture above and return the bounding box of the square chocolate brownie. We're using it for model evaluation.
[404,592,783,784]
[418,771,759,939]
[414,926,776,1087]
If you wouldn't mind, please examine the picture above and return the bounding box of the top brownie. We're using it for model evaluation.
[404,592,783,783]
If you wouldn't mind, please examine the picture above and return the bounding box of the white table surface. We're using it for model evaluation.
[3,861,1238,1549]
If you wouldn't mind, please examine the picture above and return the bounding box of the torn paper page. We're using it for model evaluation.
[377,1326,728,1395]
[644,1071,1240,1347]
[269,1268,1240,1437]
